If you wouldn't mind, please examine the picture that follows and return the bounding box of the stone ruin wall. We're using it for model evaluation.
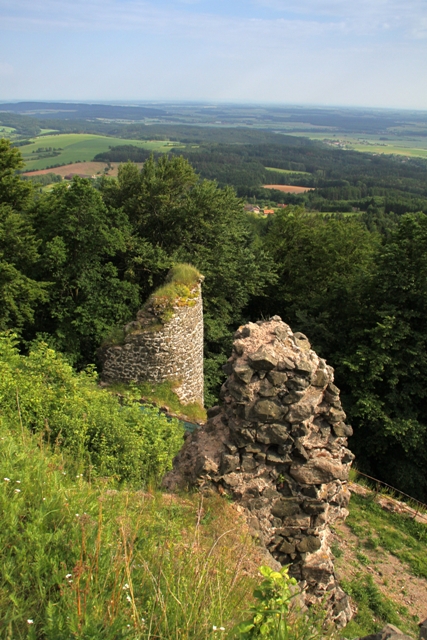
[163,316,355,626]
[100,282,204,405]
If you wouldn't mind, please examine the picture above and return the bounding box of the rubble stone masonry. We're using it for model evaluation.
[163,316,354,625]
[100,282,204,405]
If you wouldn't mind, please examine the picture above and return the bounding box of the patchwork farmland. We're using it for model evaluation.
[18,134,179,171]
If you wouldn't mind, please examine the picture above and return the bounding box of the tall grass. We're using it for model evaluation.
[0,425,262,639]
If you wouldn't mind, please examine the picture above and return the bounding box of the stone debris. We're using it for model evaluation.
[357,623,416,640]
[163,316,355,626]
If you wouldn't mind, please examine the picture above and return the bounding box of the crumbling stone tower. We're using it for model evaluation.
[164,316,354,625]
[100,265,204,405]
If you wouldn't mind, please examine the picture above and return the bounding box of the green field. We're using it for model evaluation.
[0,126,16,138]
[19,134,177,171]
[287,131,427,159]
[265,166,310,175]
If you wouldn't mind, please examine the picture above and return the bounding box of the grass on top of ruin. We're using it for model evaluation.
[108,379,207,424]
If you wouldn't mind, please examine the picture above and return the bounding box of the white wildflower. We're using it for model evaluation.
[3,477,10,482]
[27,619,34,624]
[15,489,21,493]
[213,626,217,631]
[126,595,132,602]
[65,574,72,579]
[16,480,21,483]
[122,583,129,590]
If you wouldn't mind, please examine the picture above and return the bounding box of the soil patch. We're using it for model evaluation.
[263,184,314,193]
[332,520,427,623]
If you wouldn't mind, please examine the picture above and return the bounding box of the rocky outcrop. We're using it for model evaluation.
[163,316,354,626]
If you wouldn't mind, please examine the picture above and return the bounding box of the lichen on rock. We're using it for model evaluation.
[163,316,355,626]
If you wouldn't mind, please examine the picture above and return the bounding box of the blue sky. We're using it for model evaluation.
[1,0,427,109]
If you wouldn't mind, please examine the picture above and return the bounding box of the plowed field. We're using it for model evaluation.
[263,184,313,193]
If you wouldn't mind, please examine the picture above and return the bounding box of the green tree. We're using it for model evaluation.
[258,206,378,356]
[342,213,427,500]
[100,156,276,403]
[0,139,46,331]
[30,178,140,365]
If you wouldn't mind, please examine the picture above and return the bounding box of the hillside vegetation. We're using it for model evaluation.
[1,135,427,501]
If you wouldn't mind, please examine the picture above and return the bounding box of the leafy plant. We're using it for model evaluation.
[0,332,184,484]
[232,566,322,640]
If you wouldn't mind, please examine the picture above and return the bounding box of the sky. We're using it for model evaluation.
[1,0,427,109]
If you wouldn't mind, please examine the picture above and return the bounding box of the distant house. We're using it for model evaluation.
[276,203,288,208]
[244,204,261,213]
[263,208,275,215]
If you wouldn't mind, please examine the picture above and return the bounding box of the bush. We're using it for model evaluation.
[0,333,184,484]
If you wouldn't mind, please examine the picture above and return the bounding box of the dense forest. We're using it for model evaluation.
[2,133,427,505]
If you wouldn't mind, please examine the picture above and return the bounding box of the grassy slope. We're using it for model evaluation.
[19,134,176,171]
[286,131,427,159]
[0,425,265,639]
[334,488,427,638]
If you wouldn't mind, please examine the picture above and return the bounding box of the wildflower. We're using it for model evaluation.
[3,477,10,482]
[65,574,72,579]
[213,626,217,631]
[15,489,21,493]
[16,480,21,483]
[220,628,225,632]
[27,619,34,624]
[75,513,79,517]
[126,595,132,602]
[122,583,130,590]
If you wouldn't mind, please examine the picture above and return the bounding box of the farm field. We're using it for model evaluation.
[22,161,144,179]
[263,184,313,193]
[287,131,427,159]
[265,166,310,175]
[18,134,178,171]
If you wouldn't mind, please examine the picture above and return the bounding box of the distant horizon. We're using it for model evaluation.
[1,99,427,115]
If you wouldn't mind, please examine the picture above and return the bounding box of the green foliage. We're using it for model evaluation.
[0,333,184,483]
[0,138,33,210]
[22,172,63,186]
[109,379,206,423]
[166,262,201,287]
[342,213,427,500]
[342,574,406,637]
[0,425,260,639]
[0,139,47,332]
[29,177,140,365]
[232,566,322,640]
[142,263,201,323]
[257,206,378,356]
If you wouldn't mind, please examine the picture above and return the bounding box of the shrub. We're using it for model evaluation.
[0,333,184,484]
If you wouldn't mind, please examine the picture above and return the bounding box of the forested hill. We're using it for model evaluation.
[2,135,427,504]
